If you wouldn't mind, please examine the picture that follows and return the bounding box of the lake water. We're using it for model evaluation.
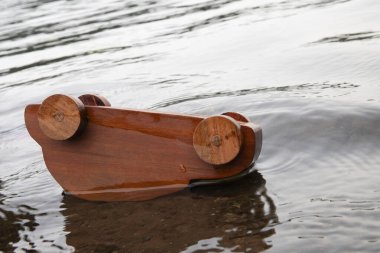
[1,0,380,252]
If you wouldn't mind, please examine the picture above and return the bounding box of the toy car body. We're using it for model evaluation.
[24,94,262,201]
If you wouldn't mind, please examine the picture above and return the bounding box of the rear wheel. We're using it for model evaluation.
[193,115,243,165]
[38,94,87,140]
[78,94,111,106]
[221,112,249,122]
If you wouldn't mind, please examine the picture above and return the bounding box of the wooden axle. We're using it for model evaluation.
[25,94,262,201]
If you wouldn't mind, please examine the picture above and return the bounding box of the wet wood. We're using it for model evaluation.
[25,103,262,201]
[37,94,86,141]
[78,94,111,106]
[193,116,242,165]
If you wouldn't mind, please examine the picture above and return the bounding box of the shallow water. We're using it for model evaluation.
[1,0,380,252]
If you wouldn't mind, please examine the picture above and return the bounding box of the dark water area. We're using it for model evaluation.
[1,0,380,252]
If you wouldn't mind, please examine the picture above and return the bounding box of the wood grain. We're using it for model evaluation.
[37,94,86,140]
[25,104,262,201]
[193,116,242,165]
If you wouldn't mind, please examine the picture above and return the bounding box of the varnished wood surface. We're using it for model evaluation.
[78,94,111,106]
[193,116,242,165]
[25,104,262,201]
[37,94,86,140]
[222,112,250,123]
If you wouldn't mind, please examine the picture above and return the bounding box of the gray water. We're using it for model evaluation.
[1,0,380,252]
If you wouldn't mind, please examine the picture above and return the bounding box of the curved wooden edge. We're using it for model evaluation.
[222,112,250,123]
[189,164,255,187]
[63,184,188,202]
[244,122,262,163]
[25,104,261,201]
[78,94,111,106]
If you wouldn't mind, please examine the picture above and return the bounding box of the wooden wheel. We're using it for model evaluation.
[78,94,111,106]
[193,115,242,165]
[37,94,87,140]
[222,112,249,123]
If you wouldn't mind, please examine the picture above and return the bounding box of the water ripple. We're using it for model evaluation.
[312,31,380,44]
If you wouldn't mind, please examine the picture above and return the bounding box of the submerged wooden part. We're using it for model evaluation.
[25,105,261,201]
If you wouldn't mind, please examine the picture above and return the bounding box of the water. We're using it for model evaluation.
[1,0,380,252]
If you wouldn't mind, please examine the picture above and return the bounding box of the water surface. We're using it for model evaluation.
[1,0,380,252]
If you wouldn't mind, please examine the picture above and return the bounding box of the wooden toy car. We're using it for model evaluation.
[24,94,262,201]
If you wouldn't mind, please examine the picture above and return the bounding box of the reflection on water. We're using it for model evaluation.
[0,180,38,252]
[63,171,277,253]
[0,161,72,252]
[1,0,380,251]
